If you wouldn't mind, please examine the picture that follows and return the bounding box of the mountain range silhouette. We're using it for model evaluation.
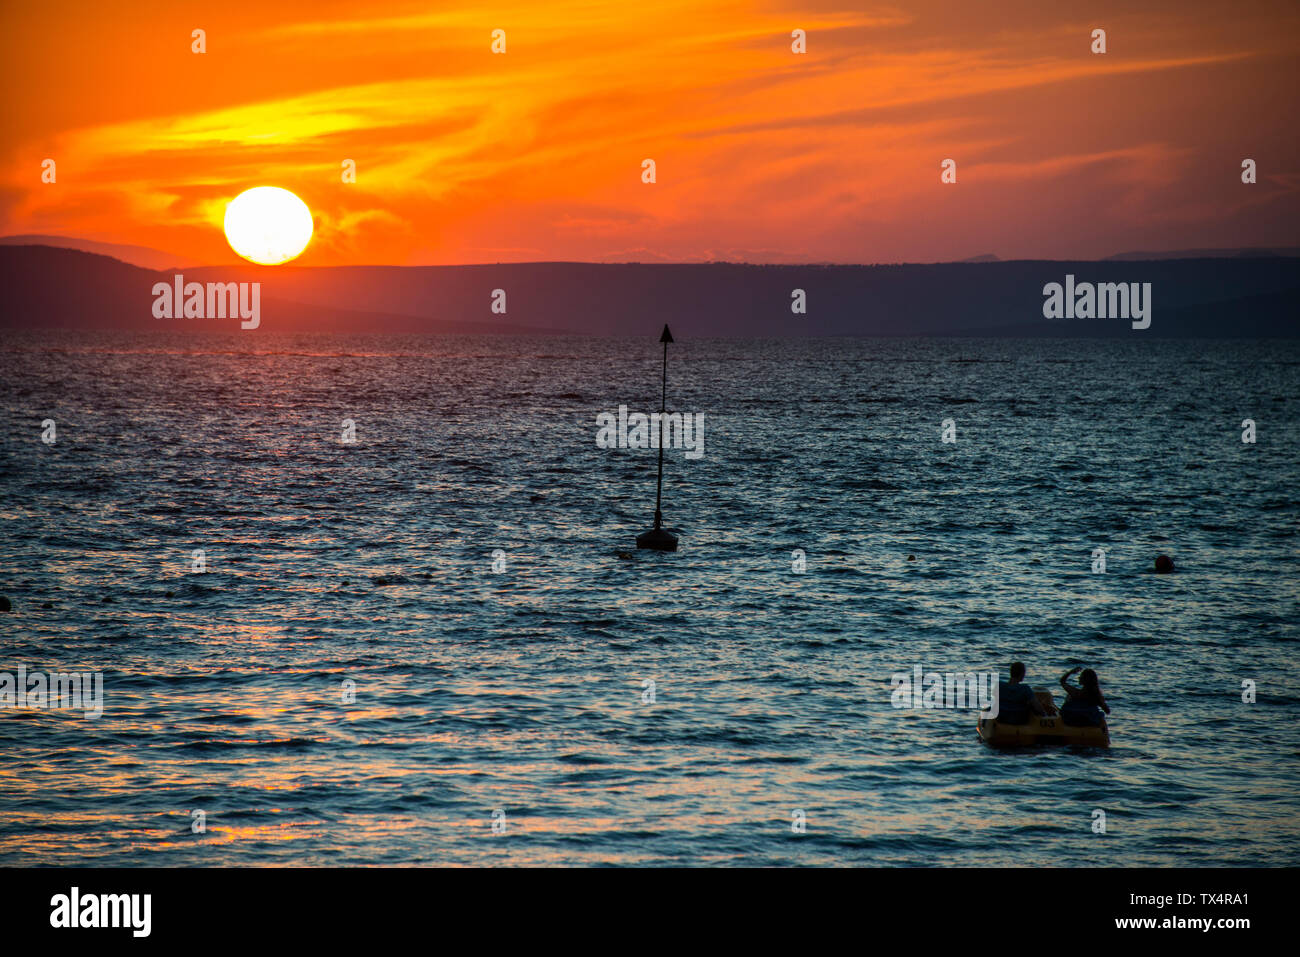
[3,243,1296,337]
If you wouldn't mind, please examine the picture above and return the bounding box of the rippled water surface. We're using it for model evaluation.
[1,332,1298,866]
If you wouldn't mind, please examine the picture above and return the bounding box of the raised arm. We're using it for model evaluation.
[1059,667,1081,694]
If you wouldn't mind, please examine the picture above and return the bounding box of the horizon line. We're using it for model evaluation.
[6,237,1300,271]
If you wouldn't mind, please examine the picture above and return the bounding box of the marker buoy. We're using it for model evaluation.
[1154,554,1174,574]
[636,324,680,551]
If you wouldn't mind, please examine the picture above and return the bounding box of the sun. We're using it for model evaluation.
[223,186,314,265]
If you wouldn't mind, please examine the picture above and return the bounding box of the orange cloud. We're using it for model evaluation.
[1,0,1296,264]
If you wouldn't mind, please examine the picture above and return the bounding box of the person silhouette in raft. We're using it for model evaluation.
[998,661,1047,725]
[1059,667,1110,727]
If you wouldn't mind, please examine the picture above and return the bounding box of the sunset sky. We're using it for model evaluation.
[2,0,1297,265]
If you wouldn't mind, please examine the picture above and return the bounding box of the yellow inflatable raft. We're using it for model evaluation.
[977,690,1109,748]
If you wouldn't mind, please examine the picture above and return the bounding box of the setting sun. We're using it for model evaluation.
[223,186,313,265]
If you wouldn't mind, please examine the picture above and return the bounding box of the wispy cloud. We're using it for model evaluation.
[2,0,1296,262]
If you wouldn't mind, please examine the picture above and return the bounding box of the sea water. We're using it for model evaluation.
[1,332,1297,865]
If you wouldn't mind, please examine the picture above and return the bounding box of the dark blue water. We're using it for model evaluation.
[1,333,1297,865]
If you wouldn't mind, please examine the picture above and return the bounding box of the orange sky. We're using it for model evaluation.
[2,0,1297,265]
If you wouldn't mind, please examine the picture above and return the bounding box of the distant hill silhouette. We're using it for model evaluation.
[2,244,1296,337]
[0,234,197,271]
[0,246,564,335]
[1103,247,1300,261]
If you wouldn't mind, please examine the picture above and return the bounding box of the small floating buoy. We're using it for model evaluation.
[165,591,175,598]
[42,602,52,609]
[101,595,114,603]
[636,527,678,550]
[1154,554,1175,574]
[342,580,350,586]
[0,595,11,612]
[907,555,916,561]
